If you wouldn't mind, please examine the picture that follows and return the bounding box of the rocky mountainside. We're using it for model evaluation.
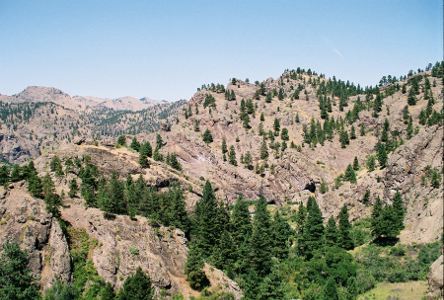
[135,68,443,245]
[0,63,442,299]
[0,87,187,164]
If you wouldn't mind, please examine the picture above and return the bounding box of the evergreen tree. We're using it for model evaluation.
[168,153,182,171]
[280,128,289,141]
[0,241,39,300]
[193,181,219,257]
[273,118,280,134]
[229,196,252,258]
[211,230,235,272]
[10,164,22,182]
[221,139,228,154]
[360,123,365,136]
[344,164,357,184]
[366,155,375,172]
[100,282,116,300]
[117,135,126,146]
[362,190,370,205]
[302,196,324,258]
[376,143,388,168]
[353,156,359,171]
[373,94,382,116]
[139,146,149,168]
[184,243,208,291]
[371,196,383,239]
[244,151,253,169]
[118,266,154,300]
[257,267,285,300]
[260,136,269,160]
[271,210,292,260]
[323,277,339,300]
[202,129,213,144]
[247,196,273,277]
[407,86,417,105]
[392,190,405,232]
[0,166,10,186]
[156,133,164,149]
[338,204,354,250]
[27,172,43,198]
[97,172,125,215]
[406,116,413,139]
[129,137,140,152]
[228,145,237,166]
[325,216,339,247]
[350,125,356,139]
[153,146,163,162]
[346,277,358,300]
[260,112,265,121]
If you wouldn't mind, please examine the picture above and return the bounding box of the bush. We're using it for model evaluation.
[129,247,139,255]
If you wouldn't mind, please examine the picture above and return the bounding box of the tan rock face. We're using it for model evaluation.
[0,185,71,291]
[427,255,443,300]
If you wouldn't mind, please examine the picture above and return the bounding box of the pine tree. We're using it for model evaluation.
[100,282,116,300]
[168,153,182,171]
[406,116,413,139]
[371,196,383,239]
[257,266,285,300]
[362,190,370,205]
[117,135,126,146]
[373,94,382,116]
[338,205,354,250]
[392,190,405,232]
[155,133,163,149]
[27,172,43,198]
[228,145,237,166]
[211,230,235,271]
[244,151,253,169]
[229,195,252,253]
[130,137,140,152]
[247,196,273,277]
[344,164,357,184]
[153,146,163,161]
[302,196,324,258]
[221,139,228,154]
[193,181,220,256]
[376,143,388,168]
[323,277,339,300]
[260,136,268,160]
[407,86,417,105]
[139,143,149,168]
[346,277,358,300]
[271,210,292,260]
[0,241,39,300]
[202,129,213,144]
[260,112,265,121]
[280,128,289,141]
[353,156,359,171]
[273,118,280,134]
[360,123,365,136]
[325,216,339,247]
[0,166,10,186]
[350,125,356,139]
[185,243,208,291]
[10,164,22,182]
[118,266,154,300]
[366,155,375,172]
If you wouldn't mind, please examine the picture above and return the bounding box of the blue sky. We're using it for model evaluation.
[0,0,442,101]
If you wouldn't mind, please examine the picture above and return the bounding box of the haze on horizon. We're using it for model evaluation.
[0,0,442,102]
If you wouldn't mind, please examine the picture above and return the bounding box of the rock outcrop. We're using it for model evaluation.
[0,184,71,291]
[427,255,443,300]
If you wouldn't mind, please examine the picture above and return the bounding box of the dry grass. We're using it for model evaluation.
[357,281,428,300]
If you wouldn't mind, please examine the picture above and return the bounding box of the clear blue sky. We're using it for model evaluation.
[0,1,442,101]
